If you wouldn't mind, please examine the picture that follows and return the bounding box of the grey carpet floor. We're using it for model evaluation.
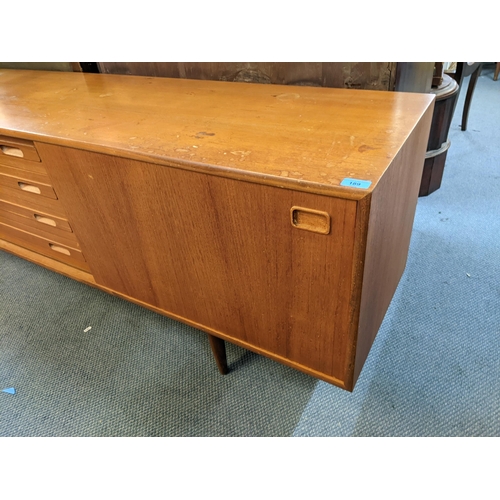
[1,65,499,437]
[294,64,500,436]
[0,254,316,436]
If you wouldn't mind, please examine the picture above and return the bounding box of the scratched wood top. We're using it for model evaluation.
[0,69,434,199]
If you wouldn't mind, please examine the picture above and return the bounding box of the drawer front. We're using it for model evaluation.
[0,164,52,186]
[0,222,89,272]
[0,199,73,233]
[0,135,41,162]
[0,185,66,217]
[0,171,58,199]
[0,152,48,176]
[0,210,80,248]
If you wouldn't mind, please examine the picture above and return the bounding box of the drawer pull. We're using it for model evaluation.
[290,206,331,235]
[18,182,41,194]
[1,145,24,158]
[34,214,57,227]
[49,243,71,256]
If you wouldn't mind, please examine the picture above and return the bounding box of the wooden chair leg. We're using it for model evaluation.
[494,63,500,82]
[461,64,482,131]
[207,334,229,375]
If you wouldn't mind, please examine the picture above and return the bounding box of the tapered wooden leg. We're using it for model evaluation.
[207,334,229,375]
[494,62,500,82]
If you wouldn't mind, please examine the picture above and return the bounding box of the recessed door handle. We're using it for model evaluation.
[290,207,331,235]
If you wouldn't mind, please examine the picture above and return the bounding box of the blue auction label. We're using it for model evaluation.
[340,178,372,189]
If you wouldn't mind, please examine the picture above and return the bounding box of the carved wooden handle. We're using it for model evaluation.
[1,145,24,158]
[49,243,71,256]
[34,214,57,227]
[18,182,41,194]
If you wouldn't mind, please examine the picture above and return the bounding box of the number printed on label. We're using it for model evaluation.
[340,178,372,189]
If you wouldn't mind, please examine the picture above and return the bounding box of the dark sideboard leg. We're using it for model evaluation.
[207,334,229,375]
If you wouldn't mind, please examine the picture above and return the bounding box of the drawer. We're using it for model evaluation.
[0,135,41,162]
[0,164,52,185]
[0,152,48,176]
[0,171,58,199]
[0,210,80,248]
[0,199,73,233]
[0,222,90,272]
[0,185,67,218]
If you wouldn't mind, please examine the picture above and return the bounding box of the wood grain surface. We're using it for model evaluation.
[0,239,96,284]
[0,69,434,200]
[0,199,73,233]
[0,222,89,271]
[0,170,58,199]
[36,142,359,385]
[0,134,41,162]
[0,164,51,185]
[352,102,434,386]
[0,151,48,175]
[0,185,67,218]
[0,209,79,248]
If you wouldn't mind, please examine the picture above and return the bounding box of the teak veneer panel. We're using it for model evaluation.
[0,170,58,199]
[0,151,48,176]
[36,143,358,386]
[352,107,433,385]
[0,239,95,285]
[0,185,67,218]
[0,222,89,272]
[0,199,73,233]
[0,210,79,247]
[0,134,41,162]
[0,164,52,185]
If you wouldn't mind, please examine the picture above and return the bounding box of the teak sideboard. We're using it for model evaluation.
[0,69,434,391]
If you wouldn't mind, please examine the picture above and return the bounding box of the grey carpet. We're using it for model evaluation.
[0,254,316,436]
[294,63,500,436]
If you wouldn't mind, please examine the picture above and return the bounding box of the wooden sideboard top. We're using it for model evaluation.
[0,69,434,199]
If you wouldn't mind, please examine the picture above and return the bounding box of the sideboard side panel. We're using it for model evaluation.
[353,102,435,385]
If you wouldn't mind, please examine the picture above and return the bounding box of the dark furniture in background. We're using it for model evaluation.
[96,62,400,90]
[419,62,483,196]
[449,62,483,132]
[419,73,460,196]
